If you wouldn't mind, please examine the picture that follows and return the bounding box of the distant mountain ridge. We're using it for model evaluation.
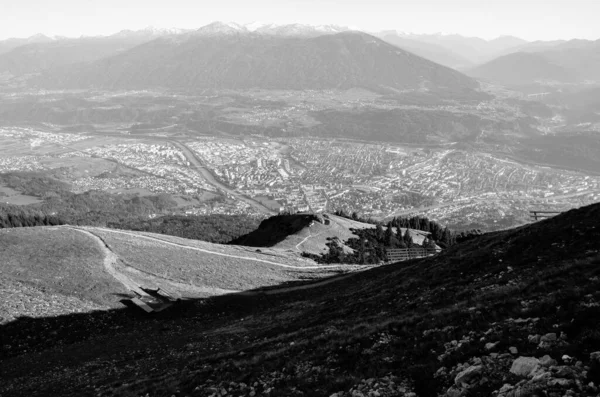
[32,31,479,94]
[377,32,528,64]
[0,30,179,76]
[190,21,351,37]
[377,32,474,69]
[467,39,600,86]
[468,52,576,86]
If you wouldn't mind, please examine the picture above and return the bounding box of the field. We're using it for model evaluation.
[0,184,42,205]
[269,214,429,255]
[0,227,127,323]
[0,225,364,324]
[88,227,357,293]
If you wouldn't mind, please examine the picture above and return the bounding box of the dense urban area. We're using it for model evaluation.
[1,126,598,229]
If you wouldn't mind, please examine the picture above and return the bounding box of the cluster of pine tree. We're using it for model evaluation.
[0,212,64,228]
[109,214,261,244]
[302,210,465,265]
[305,224,439,265]
[333,210,456,247]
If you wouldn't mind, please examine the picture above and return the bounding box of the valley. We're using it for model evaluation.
[1,17,600,397]
[0,95,598,231]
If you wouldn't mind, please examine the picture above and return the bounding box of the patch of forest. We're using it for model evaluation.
[0,172,262,244]
[109,214,261,244]
[305,210,482,264]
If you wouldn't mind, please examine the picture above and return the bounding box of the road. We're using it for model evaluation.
[168,140,277,216]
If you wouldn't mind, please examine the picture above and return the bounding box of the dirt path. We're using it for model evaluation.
[69,227,150,297]
[66,227,241,298]
[90,227,361,270]
[62,226,370,299]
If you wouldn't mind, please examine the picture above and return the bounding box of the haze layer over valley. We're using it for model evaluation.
[1,22,599,231]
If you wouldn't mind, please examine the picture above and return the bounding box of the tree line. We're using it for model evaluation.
[0,211,64,228]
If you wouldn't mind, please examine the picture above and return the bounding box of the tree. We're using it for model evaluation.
[384,221,397,247]
[358,238,366,264]
[404,229,414,248]
[375,223,385,241]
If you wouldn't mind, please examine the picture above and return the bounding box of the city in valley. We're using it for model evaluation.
[1,122,598,231]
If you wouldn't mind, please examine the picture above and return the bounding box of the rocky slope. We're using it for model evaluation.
[1,203,600,396]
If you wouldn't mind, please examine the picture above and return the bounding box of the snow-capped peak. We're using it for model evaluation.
[195,22,249,35]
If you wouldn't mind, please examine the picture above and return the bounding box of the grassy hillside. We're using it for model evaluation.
[88,227,352,293]
[2,203,599,396]
[0,227,127,324]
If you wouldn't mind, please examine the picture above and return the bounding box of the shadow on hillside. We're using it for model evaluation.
[0,267,372,370]
[229,213,319,247]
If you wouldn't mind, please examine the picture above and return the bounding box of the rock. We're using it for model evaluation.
[498,383,514,393]
[509,347,518,354]
[510,357,540,377]
[531,371,551,382]
[548,378,573,387]
[590,351,600,362]
[541,333,557,342]
[562,354,573,363]
[454,365,483,387]
[485,342,500,351]
[527,334,541,344]
[445,387,463,397]
[554,366,576,378]
[540,355,557,367]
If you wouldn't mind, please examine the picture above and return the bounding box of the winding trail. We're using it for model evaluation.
[69,227,148,296]
[61,226,369,299]
[88,227,361,270]
[65,227,240,297]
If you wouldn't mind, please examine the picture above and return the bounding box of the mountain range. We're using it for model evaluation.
[28,30,479,94]
[6,22,600,93]
[468,39,600,86]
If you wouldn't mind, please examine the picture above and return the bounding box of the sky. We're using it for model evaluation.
[1,0,599,41]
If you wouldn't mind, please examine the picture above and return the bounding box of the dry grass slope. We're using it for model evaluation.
[0,227,127,322]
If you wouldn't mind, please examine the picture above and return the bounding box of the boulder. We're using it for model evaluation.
[527,334,541,344]
[590,351,600,362]
[531,371,551,382]
[539,355,557,367]
[540,333,557,342]
[509,346,518,354]
[485,342,499,351]
[454,365,483,387]
[510,357,540,377]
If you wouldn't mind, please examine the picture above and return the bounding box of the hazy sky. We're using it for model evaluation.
[1,0,599,41]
